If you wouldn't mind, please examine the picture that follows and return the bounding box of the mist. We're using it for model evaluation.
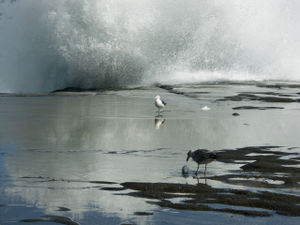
[0,0,300,93]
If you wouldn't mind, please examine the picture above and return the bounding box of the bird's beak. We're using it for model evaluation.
[186,155,190,162]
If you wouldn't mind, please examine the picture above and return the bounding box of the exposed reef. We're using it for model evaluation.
[218,93,300,103]
[232,106,284,110]
[120,181,299,217]
[20,215,79,225]
[110,146,300,217]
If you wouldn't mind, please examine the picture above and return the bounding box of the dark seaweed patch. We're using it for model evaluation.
[256,83,300,89]
[52,87,98,93]
[56,207,71,212]
[240,92,295,97]
[116,146,300,217]
[218,93,300,103]
[120,181,299,216]
[156,84,209,98]
[232,106,284,110]
[134,211,153,216]
[20,215,79,225]
[89,181,117,185]
[101,187,126,191]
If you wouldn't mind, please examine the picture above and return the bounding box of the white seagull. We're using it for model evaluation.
[155,95,166,112]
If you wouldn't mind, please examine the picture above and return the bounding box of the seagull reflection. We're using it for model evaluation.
[154,115,166,129]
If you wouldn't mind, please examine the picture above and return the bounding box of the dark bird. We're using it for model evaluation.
[186,149,217,175]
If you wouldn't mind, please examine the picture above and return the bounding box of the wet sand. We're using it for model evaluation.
[0,82,299,225]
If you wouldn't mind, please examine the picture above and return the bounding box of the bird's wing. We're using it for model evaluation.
[195,149,210,158]
[162,100,167,105]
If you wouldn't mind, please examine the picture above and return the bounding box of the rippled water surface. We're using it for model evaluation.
[0,83,299,225]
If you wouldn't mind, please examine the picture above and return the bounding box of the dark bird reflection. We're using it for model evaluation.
[181,165,189,178]
[181,164,209,185]
[154,115,166,129]
[186,149,217,176]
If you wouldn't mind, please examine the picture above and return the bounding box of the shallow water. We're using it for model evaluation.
[0,83,299,224]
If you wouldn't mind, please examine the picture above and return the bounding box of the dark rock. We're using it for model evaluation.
[218,93,300,103]
[240,91,294,97]
[20,215,79,225]
[256,83,300,89]
[122,182,213,194]
[89,181,117,184]
[107,151,117,154]
[113,146,300,217]
[233,106,284,110]
[51,87,98,93]
[56,207,71,212]
[114,146,300,217]
[101,187,126,191]
[134,211,153,216]
[156,84,174,91]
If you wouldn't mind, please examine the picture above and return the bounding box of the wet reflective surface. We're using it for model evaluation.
[0,83,299,224]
